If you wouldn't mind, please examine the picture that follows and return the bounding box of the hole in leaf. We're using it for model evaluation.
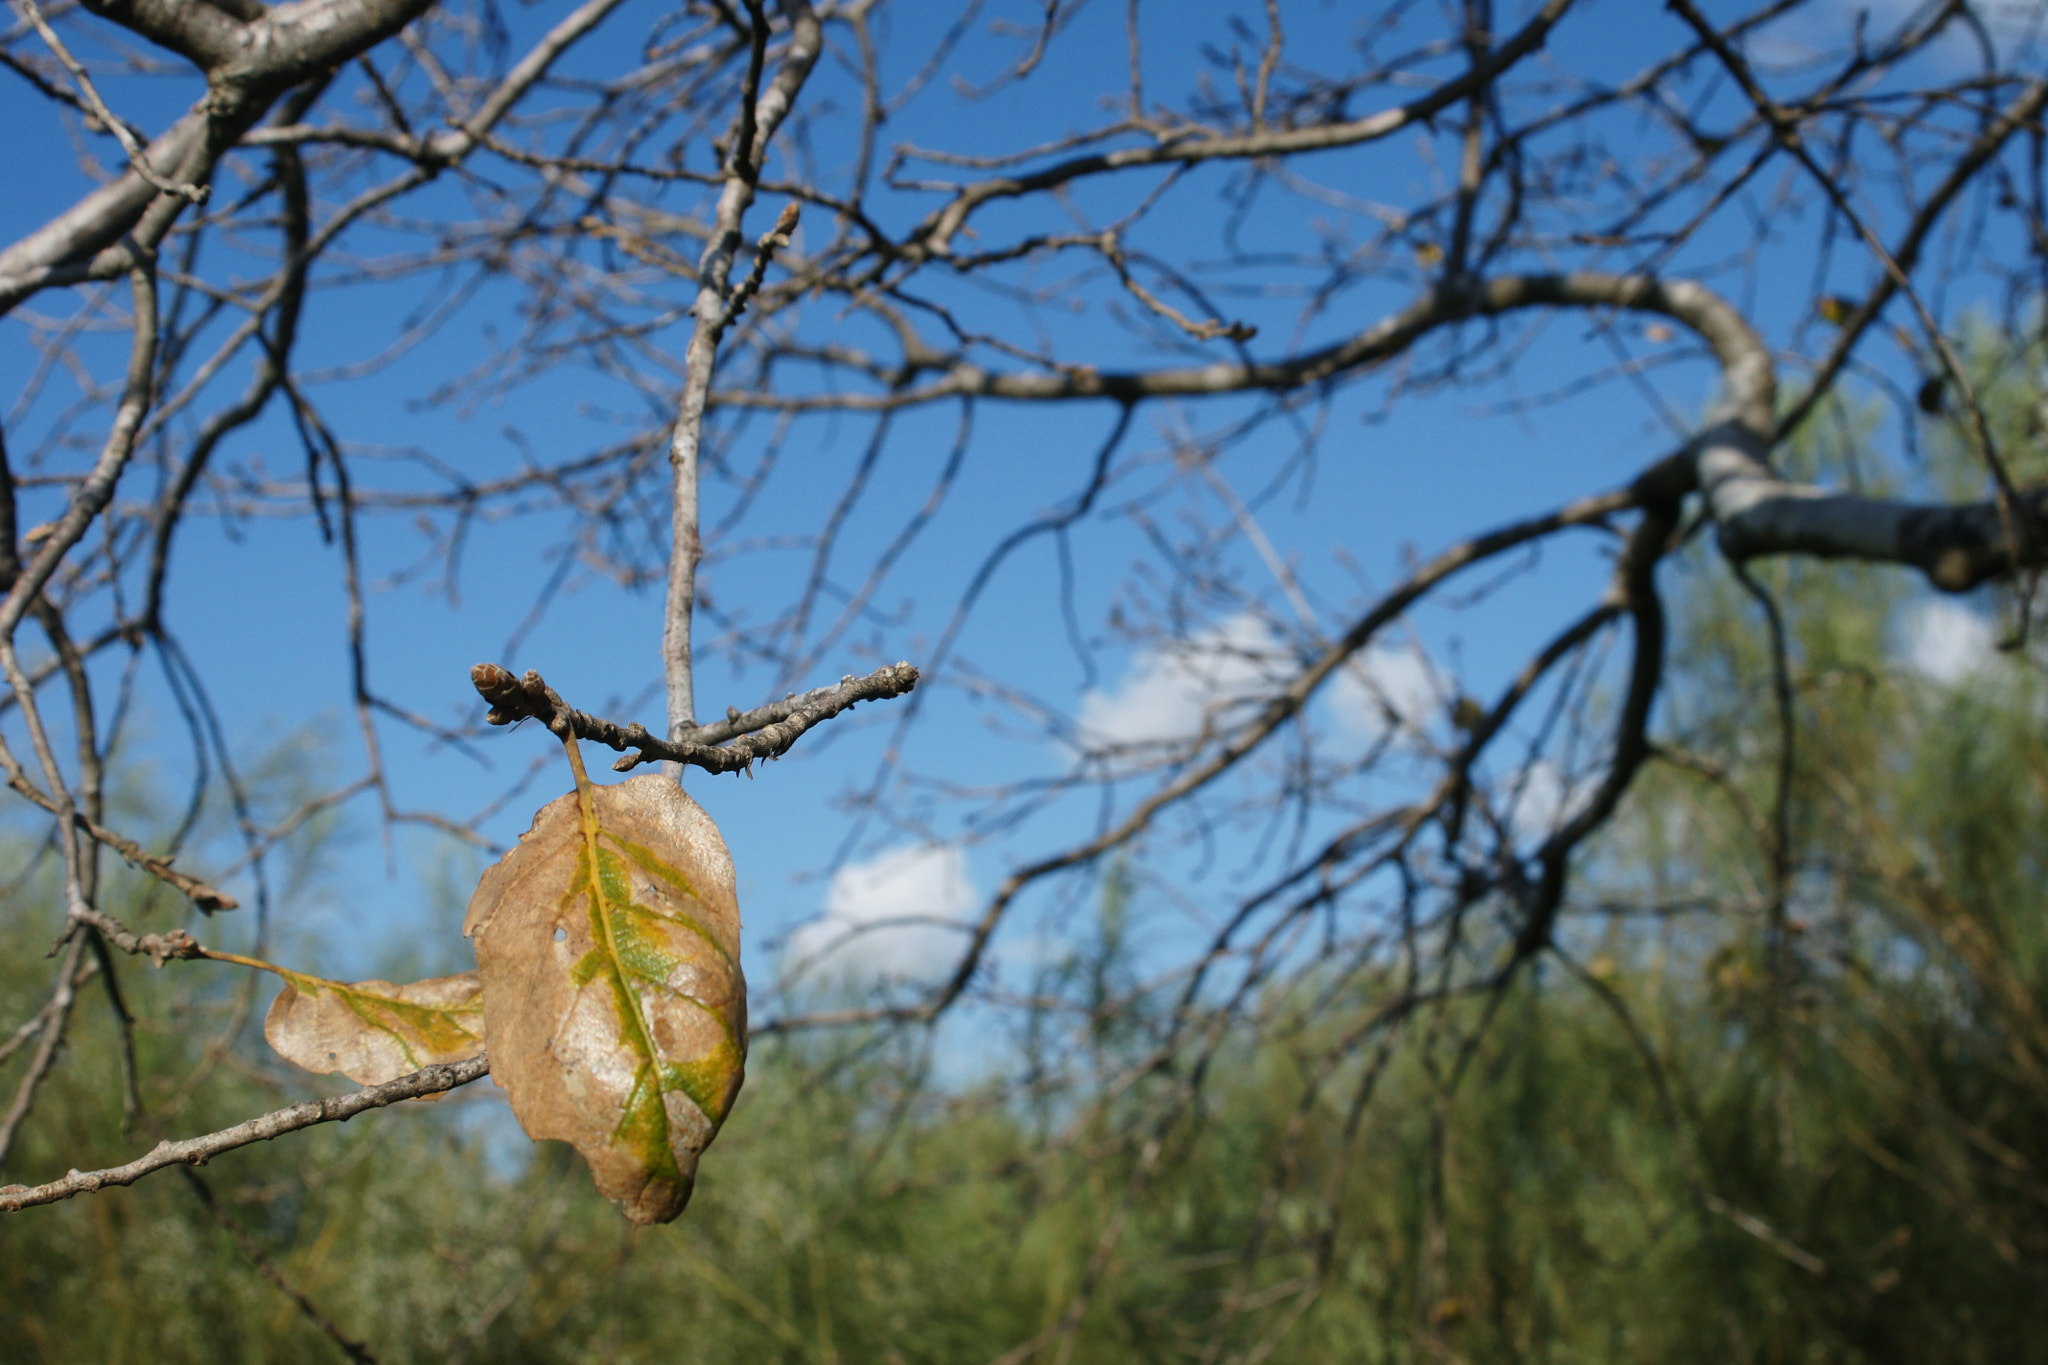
[554,927,567,942]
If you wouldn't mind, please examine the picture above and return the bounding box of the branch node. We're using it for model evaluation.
[470,660,920,775]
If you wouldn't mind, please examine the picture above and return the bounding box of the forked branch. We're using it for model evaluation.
[471,660,919,774]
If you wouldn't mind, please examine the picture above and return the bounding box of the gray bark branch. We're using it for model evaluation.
[0,1053,492,1212]
[472,661,919,775]
[665,0,822,738]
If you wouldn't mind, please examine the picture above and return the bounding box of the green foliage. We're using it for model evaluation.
[8,357,2048,1362]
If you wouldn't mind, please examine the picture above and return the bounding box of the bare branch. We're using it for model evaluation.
[3,770,236,911]
[0,0,436,315]
[76,0,251,69]
[0,1054,492,1212]
[0,936,88,1167]
[666,0,823,736]
[471,660,919,775]
[904,0,1576,255]
[755,476,1646,1035]
[17,0,210,202]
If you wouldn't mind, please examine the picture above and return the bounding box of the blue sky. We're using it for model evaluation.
[0,0,2024,1036]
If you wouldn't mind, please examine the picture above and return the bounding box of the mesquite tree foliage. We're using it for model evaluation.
[2,0,2046,1356]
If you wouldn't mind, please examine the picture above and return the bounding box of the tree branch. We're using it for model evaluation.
[903,0,1576,255]
[77,0,250,70]
[752,476,1648,1035]
[3,773,237,911]
[0,1053,492,1212]
[0,0,437,316]
[666,0,822,737]
[471,661,919,775]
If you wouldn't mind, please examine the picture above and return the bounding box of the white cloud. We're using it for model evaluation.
[1768,2,2045,68]
[1853,0,2043,34]
[1329,641,1440,741]
[782,845,976,990]
[1899,598,1996,684]
[1078,611,1449,753]
[1503,758,1595,847]
[1078,612,1290,748]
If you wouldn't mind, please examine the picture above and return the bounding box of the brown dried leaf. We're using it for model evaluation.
[464,770,745,1225]
[263,969,485,1093]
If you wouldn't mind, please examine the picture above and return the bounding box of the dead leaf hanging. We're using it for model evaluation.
[464,767,745,1225]
[260,968,486,1092]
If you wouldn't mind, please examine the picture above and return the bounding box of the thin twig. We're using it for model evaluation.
[0,1054,492,1212]
[14,0,210,204]
[664,0,822,736]
[471,661,919,774]
[66,905,202,967]
[4,772,237,911]
[0,935,87,1167]
[180,1169,382,1364]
